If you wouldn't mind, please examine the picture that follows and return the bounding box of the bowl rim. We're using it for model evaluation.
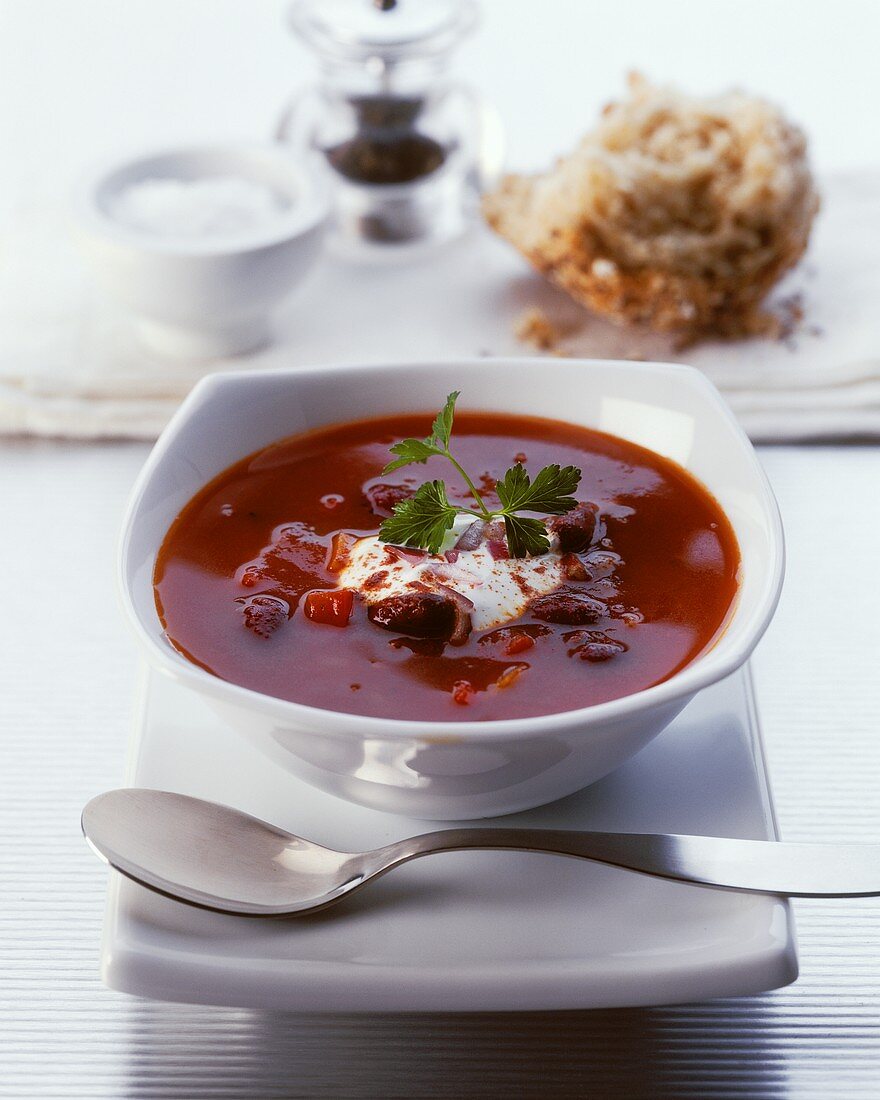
[72,143,329,257]
[118,357,785,742]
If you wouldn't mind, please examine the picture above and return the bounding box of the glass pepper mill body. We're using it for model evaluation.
[277,0,503,253]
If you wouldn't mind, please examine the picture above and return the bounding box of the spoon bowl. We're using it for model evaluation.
[83,789,366,914]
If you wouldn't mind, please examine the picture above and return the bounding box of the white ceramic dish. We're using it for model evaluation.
[73,145,328,358]
[118,358,784,819]
[102,664,797,1011]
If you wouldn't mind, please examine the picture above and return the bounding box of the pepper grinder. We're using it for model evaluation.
[276,0,503,253]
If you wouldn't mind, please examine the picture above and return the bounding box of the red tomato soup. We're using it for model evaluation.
[154,412,740,721]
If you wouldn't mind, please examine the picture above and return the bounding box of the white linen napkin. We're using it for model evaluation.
[0,170,877,442]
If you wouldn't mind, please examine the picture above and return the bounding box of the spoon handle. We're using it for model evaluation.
[380,829,880,897]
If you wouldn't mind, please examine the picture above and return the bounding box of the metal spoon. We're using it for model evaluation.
[82,788,880,917]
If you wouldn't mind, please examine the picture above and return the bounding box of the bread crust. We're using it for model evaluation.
[484,74,820,341]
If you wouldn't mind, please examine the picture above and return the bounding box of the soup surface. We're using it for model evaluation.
[154,412,740,721]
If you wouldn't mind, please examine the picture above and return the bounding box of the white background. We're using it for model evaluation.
[2,3,880,1097]
[1,0,879,209]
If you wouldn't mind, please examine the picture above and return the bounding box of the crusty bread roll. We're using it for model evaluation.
[483,74,820,341]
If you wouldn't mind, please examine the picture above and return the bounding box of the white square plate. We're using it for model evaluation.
[101,665,797,1011]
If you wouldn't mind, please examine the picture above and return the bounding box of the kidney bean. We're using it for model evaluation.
[240,595,289,638]
[435,584,474,646]
[368,591,458,639]
[563,629,628,662]
[549,502,599,553]
[363,483,414,518]
[530,587,607,625]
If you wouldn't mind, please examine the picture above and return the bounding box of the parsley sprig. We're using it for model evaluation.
[378,392,581,557]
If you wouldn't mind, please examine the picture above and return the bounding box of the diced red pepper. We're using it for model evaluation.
[451,679,475,706]
[504,632,535,656]
[303,588,354,627]
[326,532,358,573]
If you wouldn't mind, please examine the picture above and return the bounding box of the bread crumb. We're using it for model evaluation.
[591,258,617,279]
[514,308,560,350]
[484,73,820,344]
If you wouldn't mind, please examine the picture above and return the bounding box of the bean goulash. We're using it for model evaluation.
[154,397,739,721]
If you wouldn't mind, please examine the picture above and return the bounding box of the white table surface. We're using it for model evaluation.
[3,1,880,1095]
[3,441,879,1098]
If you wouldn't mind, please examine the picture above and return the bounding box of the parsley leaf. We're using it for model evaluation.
[383,437,442,473]
[381,391,461,474]
[378,480,458,554]
[495,463,580,515]
[377,393,583,558]
[430,390,459,450]
[502,514,552,558]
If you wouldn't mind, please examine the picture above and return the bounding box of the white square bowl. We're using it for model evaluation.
[118,358,784,819]
[102,665,797,1011]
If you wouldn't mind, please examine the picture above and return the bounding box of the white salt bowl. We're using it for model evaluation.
[73,145,328,358]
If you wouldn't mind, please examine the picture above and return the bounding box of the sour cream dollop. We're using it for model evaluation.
[339,519,565,631]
